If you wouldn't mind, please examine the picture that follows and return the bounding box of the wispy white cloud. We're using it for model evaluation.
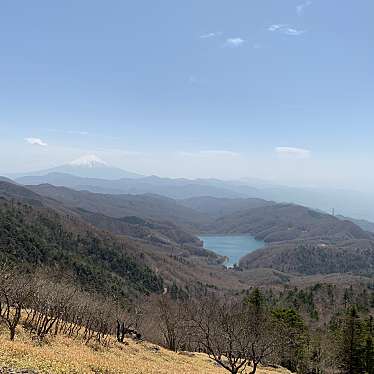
[200,32,222,39]
[268,24,306,36]
[225,38,245,47]
[284,28,306,36]
[25,137,48,147]
[297,1,312,15]
[268,24,287,32]
[275,147,311,159]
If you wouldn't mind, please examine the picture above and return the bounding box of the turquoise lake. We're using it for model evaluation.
[199,235,265,267]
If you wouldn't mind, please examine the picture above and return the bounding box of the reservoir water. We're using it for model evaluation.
[199,235,265,267]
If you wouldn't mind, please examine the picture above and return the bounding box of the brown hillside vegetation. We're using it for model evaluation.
[240,239,374,275]
[211,203,373,242]
[0,328,292,374]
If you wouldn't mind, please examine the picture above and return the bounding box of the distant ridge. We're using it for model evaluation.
[11,154,143,180]
[0,176,16,184]
[7,158,374,221]
[16,173,247,199]
[337,214,374,234]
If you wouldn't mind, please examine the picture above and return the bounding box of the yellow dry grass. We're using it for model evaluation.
[0,327,292,374]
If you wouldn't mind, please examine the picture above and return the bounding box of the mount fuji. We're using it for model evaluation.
[12,154,143,180]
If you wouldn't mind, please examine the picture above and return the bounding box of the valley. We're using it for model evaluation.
[2,176,374,292]
[1,166,374,374]
[199,234,265,267]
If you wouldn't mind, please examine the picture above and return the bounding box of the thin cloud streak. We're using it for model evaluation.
[268,24,306,36]
[275,147,311,159]
[200,32,222,39]
[284,28,306,36]
[268,24,287,32]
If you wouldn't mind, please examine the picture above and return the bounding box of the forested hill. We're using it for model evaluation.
[210,203,373,242]
[239,239,374,276]
[0,198,163,299]
[27,183,210,231]
[0,180,45,206]
[3,179,374,283]
[180,196,274,218]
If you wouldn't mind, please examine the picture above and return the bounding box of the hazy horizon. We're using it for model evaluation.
[1,1,373,193]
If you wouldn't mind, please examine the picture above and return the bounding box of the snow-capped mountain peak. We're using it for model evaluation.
[69,154,109,168]
[12,154,143,179]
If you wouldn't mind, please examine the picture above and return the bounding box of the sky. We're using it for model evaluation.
[0,0,373,191]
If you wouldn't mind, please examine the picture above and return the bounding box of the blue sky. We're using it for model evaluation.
[0,1,373,189]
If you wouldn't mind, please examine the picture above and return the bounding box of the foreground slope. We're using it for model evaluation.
[0,329,291,374]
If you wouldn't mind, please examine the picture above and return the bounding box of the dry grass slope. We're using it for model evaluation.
[0,328,292,374]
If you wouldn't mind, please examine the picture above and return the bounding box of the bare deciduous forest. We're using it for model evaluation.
[1,264,374,374]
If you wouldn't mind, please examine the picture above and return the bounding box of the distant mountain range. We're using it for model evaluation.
[11,154,143,180]
[5,154,374,221]
[17,173,248,199]
[15,174,374,222]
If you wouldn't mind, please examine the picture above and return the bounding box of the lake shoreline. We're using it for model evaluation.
[198,234,265,268]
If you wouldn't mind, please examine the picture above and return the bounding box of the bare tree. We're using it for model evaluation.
[0,267,33,340]
[155,296,190,352]
[189,296,250,374]
[189,294,282,374]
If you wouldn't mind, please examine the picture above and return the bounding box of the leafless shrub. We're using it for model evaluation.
[154,295,191,352]
[188,294,283,374]
[0,266,34,340]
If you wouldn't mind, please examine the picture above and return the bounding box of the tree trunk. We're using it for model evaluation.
[250,361,258,374]
[10,326,16,341]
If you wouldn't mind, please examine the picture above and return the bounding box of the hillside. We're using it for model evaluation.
[211,203,373,242]
[0,181,249,293]
[3,179,374,290]
[0,197,163,299]
[76,208,202,248]
[0,181,45,206]
[337,214,374,233]
[240,239,374,276]
[0,328,291,374]
[180,196,274,218]
[26,184,210,231]
[0,180,206,250]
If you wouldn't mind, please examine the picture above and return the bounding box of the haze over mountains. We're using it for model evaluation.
[10,155,374,222]
[12,154,143,180]
[2,176,374,280]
